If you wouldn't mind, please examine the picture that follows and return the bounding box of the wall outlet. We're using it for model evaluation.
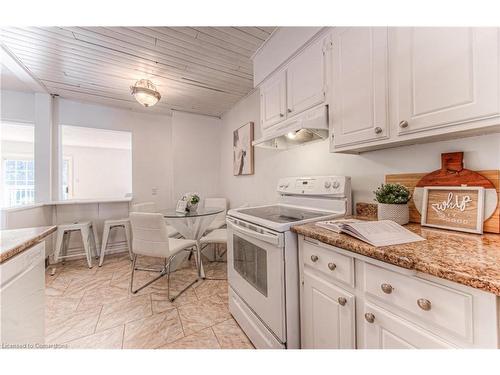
[151,187,158,196]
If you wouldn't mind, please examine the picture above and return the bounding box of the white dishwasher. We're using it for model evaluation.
[0,242,45,347]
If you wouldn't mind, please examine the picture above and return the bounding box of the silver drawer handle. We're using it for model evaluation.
[310,255,319,263]
[381,283,393,294]
[417,298,432,311]
[364,313,375,323]
[338,297,347,306]
[399,120,409,129]
[374,126,383,134]
[328,262,336,271]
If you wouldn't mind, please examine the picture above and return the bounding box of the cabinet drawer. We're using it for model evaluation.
[362,263,473,341]
[302,240,355,287]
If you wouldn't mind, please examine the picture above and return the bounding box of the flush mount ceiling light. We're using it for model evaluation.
[130,79,161,107]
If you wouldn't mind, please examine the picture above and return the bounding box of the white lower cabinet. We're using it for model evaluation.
[360,302,455,349]
[299,237,500,349]
[302,268,355,349]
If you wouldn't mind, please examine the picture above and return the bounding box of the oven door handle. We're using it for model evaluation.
[227,219,283,247]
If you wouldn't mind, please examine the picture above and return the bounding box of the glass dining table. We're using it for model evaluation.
[160,207,224,279]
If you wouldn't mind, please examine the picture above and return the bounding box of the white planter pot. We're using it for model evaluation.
[187,202,199,212]
[377,203,409,225]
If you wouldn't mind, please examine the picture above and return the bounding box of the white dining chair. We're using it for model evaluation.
[199,228,227,280]
[129,212,199,301]
[204,197,228,232]
[130,201,180,238]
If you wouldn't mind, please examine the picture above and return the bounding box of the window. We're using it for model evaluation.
[1,121,35,207]
[3,159,35,206]
[60,125,132,200]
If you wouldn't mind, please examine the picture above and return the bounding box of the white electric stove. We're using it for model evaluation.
[226,176,352,349]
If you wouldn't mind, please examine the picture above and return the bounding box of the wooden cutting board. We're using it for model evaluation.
[385,153,500,233]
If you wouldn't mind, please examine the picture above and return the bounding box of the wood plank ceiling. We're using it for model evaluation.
[0,27,276,117]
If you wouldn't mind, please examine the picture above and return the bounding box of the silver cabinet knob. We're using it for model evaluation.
[417,298,432,311]
[374,127,383,134]
[399,120,409,128]
[338,297,347,306]
[280,113,285,117]
[287,108,292,113]
[328,262,336,271]
[364,313,375,323]
[381,283,393,294]
[310,255,319,263]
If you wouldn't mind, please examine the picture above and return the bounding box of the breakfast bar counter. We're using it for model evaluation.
[292,221,500,296]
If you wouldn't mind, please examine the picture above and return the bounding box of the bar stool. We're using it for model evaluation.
[99,219,132,266]
[54,221,99,268]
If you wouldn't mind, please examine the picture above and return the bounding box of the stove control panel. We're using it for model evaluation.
[277,176,350,196]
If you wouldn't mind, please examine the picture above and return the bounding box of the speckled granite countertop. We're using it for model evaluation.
[292,221,500,296]
[0,226,57,264]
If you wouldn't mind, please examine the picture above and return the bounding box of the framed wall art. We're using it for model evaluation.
[233,122,254,176]
[421,186,485,234]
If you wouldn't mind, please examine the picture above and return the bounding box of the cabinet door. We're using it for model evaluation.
[360,302,455,349]
[286,37,326,117]
[391,27,500,135]
[331,27,389,148]
[260,71,287,130]
[302,269,355,349]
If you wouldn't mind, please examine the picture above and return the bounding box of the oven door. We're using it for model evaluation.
[226,217,286,342]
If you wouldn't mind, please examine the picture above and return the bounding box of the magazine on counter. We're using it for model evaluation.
[315,219,425,247]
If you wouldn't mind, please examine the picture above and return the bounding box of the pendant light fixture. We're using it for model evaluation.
[130,79,161,107]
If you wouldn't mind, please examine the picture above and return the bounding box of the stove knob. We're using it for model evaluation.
[324,181,332,189]
[332,181,340,189]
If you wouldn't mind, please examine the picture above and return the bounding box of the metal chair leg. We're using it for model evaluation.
[130,250,198,297]
[130,254,166,294]
[129,254,138,294]
[199,243,227,281]
[166,250,199,302]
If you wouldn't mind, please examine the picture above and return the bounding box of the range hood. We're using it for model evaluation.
[253,105,329,150]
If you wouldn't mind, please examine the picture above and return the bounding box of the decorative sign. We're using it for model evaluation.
[421,186,485,234]
[175,200,188,213]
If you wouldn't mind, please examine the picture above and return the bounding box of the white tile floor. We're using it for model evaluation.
[45,253,253,349]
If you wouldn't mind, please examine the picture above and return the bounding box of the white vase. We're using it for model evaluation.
[187,202,198,212]
[377,203,409,225]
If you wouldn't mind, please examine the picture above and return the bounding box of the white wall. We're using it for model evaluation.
[0,90,35,123]
[171,111,222,202]
[63,145,132,199]
[220,90,500,211]
[58,99,174,208]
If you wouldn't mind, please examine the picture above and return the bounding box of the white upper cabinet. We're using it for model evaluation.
[286,37,326,117]
[330,27,389,148]
[390,27,500,136]
[258,31,329,135]
[260,71,287,130]
[329,27,500,153]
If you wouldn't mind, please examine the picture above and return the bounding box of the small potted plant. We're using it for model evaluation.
[183,193,200,212]
[373,183,411,225]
